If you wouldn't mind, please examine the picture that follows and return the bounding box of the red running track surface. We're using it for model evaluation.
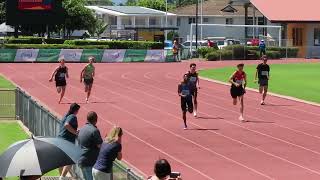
[1,59,320,180]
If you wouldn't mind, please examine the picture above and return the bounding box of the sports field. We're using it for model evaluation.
[199,63,320,103]
[0,76,15,89]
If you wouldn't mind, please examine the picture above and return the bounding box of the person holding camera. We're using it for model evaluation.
[148,159,182,180]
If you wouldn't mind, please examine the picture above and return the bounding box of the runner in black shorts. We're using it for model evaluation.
[187,63,200,117]
[49,59,69,104]
[178,74,193,130]
[80,57,95,103]
[255,55,270,105]
[229,64,247,122]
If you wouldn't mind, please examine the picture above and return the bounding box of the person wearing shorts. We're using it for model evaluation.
[255,55,270,105]
[178,74,193,130]
[187,63,200,117]
[49,59,69,104]
[229,64,247,122]
[81,57,95,103]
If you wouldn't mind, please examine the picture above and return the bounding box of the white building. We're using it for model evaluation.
[86,6,177,41]
[170,0,280,44]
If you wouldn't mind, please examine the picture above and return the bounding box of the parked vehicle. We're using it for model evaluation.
[205,37,240,49]
[247,38,260,46]
[164,40,173,50]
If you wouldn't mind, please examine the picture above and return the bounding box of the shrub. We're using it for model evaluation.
[219,50,233,60]
[206,51,219,61]
[7,38,66,44]
[64,40,163,49]
[197,47,217,58]
[266,51,281,59]
[3,44,109,49]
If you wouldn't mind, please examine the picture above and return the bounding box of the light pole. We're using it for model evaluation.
[200,0,203,40]
[195,0,199,50]
[165,0,168,41]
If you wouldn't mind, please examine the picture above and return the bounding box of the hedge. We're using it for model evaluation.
[206,49,282,61]
[3,44,109,49]
[6,37,66,44]
[197,47,217,58]
[64,40,163,49]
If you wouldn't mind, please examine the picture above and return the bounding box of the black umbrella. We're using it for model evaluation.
[0,136,83,178]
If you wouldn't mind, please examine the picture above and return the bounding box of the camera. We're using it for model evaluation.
[170,172,181,178]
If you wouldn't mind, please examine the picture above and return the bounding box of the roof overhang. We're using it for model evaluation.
[250,0,320,22]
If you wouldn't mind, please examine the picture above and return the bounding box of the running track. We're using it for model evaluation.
[1,59,320,180]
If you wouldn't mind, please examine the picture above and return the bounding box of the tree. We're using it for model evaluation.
[63,0,96,38]
[92,18,108,39]
[0,0,5,23]
[126,0,137,6]
[86,0,114,6]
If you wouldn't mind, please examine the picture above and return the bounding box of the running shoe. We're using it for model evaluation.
[260,101,265,105]
[193,111,197,117]
[239,115,245,122]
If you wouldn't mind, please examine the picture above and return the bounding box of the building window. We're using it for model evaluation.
[226,18,233,25]
[292,28,303,46]
[188,17,196,24]
[149,17,157,26]
[177,17,181,26]
[314,28,320,46]
[203,18,209,23]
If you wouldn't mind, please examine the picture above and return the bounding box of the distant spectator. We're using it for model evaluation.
[58,103,80,179]
[92,127,123,180]
[207,40,213,48]
[259,40,266,57]
[148,159,181,180]
[173,40,180,62]
[78,111,103,180]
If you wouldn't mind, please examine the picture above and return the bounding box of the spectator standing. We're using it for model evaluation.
[92,127,123,180]
[78,111,103,180]
[259,40,266,57]
[172,40,180,62]
[58,103,80,179]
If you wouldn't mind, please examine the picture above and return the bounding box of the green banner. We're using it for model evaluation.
[0,49,17,62]
[36,49,61,62]
[165,50,175,62]
[80,49,104,63]
[123,50,147,62]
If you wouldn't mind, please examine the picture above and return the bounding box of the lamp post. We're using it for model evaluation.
[165,0,168,40]
[195,0,199,50]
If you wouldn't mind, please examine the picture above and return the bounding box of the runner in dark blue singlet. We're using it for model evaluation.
[178,74,193,130]
[49,59,69,104]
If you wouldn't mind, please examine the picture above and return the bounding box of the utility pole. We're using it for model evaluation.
[195,0,199,50]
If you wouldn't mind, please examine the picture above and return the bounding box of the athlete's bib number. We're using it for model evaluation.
[236,80,243,85]
[182,90,190,96]
[190,77,197,83]
[59,73,65,78]
[261,71,269,76]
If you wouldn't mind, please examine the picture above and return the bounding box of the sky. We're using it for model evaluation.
[112,0,126,5]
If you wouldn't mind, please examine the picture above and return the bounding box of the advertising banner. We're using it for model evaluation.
[36,49,61,62]
[59,49,83,62]
[145,50,166,62]
[123,50,147,62]
[0,49,17,62]
[15,49,39,62]
[81,49,104,63]
[101,49,126,63]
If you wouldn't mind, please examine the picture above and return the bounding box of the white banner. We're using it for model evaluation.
[59,49,83,62]
[101,49,126,62]
[145,50,166,62]
[14,49,39,62]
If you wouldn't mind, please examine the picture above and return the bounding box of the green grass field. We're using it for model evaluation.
[199,63,320,103]
[0,76,15,89]
[0,76,16,119]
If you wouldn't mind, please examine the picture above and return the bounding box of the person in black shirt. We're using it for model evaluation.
[178,74,193,130]
[187,63,200,117]
[255,56,270,105]
[49,59,69,104]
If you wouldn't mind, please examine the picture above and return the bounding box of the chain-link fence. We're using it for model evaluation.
[15,88,144,180]
[0,89,16,119]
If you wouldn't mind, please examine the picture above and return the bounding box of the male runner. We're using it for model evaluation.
[255,55,270,105]
[187,63,200,117]
[178,74,193,130]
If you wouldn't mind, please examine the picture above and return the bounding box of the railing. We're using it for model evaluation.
[0,89,16,119]
[15,88,144,180]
